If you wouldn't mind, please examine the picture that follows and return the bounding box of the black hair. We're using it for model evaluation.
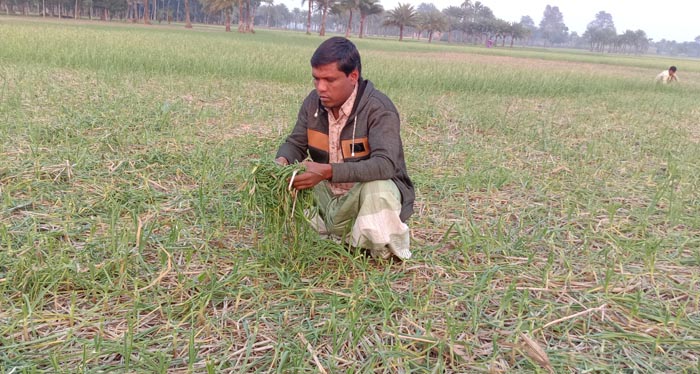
[310,37,362,77]
[669,66,677,72]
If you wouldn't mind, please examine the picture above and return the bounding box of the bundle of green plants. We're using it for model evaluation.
[243,160,318,252]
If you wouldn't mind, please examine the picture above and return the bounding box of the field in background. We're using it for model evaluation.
[1,16,700,372]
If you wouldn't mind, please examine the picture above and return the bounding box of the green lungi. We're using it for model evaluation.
[313,180,411,259]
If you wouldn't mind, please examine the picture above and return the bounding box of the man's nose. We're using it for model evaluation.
[316,80,327,92]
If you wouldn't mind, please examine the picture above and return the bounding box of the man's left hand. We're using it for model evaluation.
[292,161,331,190]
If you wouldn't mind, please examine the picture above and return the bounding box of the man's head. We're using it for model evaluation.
[669,66,677,74]
[310,37,361,111]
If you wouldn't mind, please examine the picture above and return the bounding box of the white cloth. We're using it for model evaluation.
[655,70,678,84]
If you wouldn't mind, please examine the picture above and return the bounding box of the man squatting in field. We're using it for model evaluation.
[655,66,679,84]
[275,37,415,260]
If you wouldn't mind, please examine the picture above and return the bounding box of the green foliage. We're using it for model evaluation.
[382,2,417,40]
[243,160,316,254]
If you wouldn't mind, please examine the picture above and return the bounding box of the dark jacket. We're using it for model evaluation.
[276,79,415,222]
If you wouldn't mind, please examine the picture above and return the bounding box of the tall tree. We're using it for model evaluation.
[337,0,360,37]
[539,5,568,47]
[491,18,510,46]
[442,6,463,43]
[458,0,494,44]
[236,0,258,32]
[583,11,616,52]
[316,0,336,36]
[508,21,528,47]
[246,0,260,32]
[357,0,382,38]
[301,0,314,35]
[383,3,416,41]
[633,29,650,54]
[259,0,274,27]
[519,15,536,45]
[184,0,192,27]
[200,0,234,31]
[144,0,151,23]
[414,3,437,40]
[419,9,447,43]
[301,0,312,34]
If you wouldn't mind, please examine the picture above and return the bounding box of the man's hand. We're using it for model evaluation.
[292,161,331,190]
[275,157,289,166]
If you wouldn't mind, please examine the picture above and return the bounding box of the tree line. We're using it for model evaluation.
[3,0,699,56]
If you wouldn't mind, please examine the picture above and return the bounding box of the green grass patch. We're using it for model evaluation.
[1,16,700,372]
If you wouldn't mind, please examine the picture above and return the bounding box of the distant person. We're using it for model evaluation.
[655,66,679,84]
[275,37,415,260]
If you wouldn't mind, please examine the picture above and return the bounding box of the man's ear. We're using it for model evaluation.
[349,69,359,82]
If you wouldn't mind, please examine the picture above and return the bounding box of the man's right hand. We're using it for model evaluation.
[291,161,331,190]
[275,157,289,166]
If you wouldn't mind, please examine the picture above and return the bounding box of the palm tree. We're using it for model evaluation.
[200,0,235,31]
[421,10,447,43]
[337,0,360,37]
[246,0,261,32]
[316,0,336,36]
[635,30,649,54]
[236,0,258,32]
[144,0,151,24]
[491,18,509,46]
[383,3,416,41]
[508,21,528,47]
[184,0,192,27]
[442,6,462,43]
[301,0,313,34]
[358,0,382,38]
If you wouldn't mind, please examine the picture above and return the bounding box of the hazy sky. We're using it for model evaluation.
[281,0,699,42]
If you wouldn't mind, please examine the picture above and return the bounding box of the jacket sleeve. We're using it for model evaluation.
[331,98,401,183]
[276,94,313,163]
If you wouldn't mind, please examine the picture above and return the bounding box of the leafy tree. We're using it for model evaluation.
[472,1,492,21]
[301,0,312,34]
[316,0,336,36]
[357,0,382,38]
[457,0,493,44]
[539,5,568,46]
[200,0,235,31]
[441,6,463,43]
[93,0,124,20]
[583,11,615,52]
[236,0,258,32]
[413,2,436,40]
[144,0,150,23]
[383,3,416,41]
[336,0,360,37]
[516,16,536,45]
[491,18,509,46]
[508,21,529,47]
[184,0,192,27]
[634,30,650,54]
[416,2,435,13]
[331,0,360,38]
[290,6,302,29]
[418,9,446,43]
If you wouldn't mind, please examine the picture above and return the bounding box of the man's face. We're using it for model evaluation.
[312,62,358,110]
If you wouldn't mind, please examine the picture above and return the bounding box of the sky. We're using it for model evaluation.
[280,0,700,42]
